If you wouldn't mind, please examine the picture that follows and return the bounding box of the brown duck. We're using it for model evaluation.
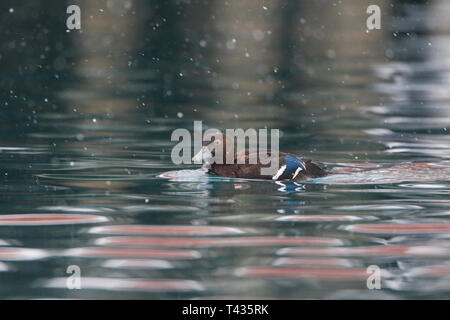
[192,134,327,181]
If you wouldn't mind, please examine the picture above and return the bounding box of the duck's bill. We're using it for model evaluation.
[192,147,213,164]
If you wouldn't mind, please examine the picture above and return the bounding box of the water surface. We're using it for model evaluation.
[0,0,449,299]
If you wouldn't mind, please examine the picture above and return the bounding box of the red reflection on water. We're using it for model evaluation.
[0,214,107,226]
[96,236,343,247]
[273,257,353,268]
[90,225,244,236]
[0,247,49,261]
[407,265,450,277]
[333,168,361,172]
[346,224,450,234]
[278,245,450,257]
[63,247,201,259]
[102,259,174,269]
[337,163,380,168]
[277,215,362,222]
[238,267,368,279]
[43,277,204,292]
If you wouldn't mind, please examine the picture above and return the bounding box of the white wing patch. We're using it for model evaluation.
[272,165,287,180]
[292,166,303,179]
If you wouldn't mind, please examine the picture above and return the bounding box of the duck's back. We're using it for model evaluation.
[208,150,327,180]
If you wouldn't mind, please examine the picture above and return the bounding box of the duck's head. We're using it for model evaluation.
[192,132,234,166]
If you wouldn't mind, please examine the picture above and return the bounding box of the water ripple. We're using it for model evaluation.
[42,277,204,292]
[62,247,201,259]
[95,236,344,248]
[89,225,245,236]
[0,214,108,226]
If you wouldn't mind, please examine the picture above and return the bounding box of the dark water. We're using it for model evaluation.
[1,0,449,299]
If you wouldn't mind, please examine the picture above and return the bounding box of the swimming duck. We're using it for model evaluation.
[192,134,327,181]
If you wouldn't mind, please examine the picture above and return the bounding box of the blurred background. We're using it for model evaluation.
[0,0,449,299]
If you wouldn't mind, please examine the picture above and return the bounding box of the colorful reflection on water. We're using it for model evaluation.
[0,0,450,299]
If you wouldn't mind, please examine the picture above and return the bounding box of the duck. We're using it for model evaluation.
[191,134,327,181]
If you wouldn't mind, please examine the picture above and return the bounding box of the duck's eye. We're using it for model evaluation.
[215,140,221,145]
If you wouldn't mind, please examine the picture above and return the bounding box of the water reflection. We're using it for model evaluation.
[0,0,450,299]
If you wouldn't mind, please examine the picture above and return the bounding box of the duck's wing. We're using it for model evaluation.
[271,153,307,180]
[281,153,327,178]
[231,150,327,180]
[275,153,327,180]
[234,150,306,180]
